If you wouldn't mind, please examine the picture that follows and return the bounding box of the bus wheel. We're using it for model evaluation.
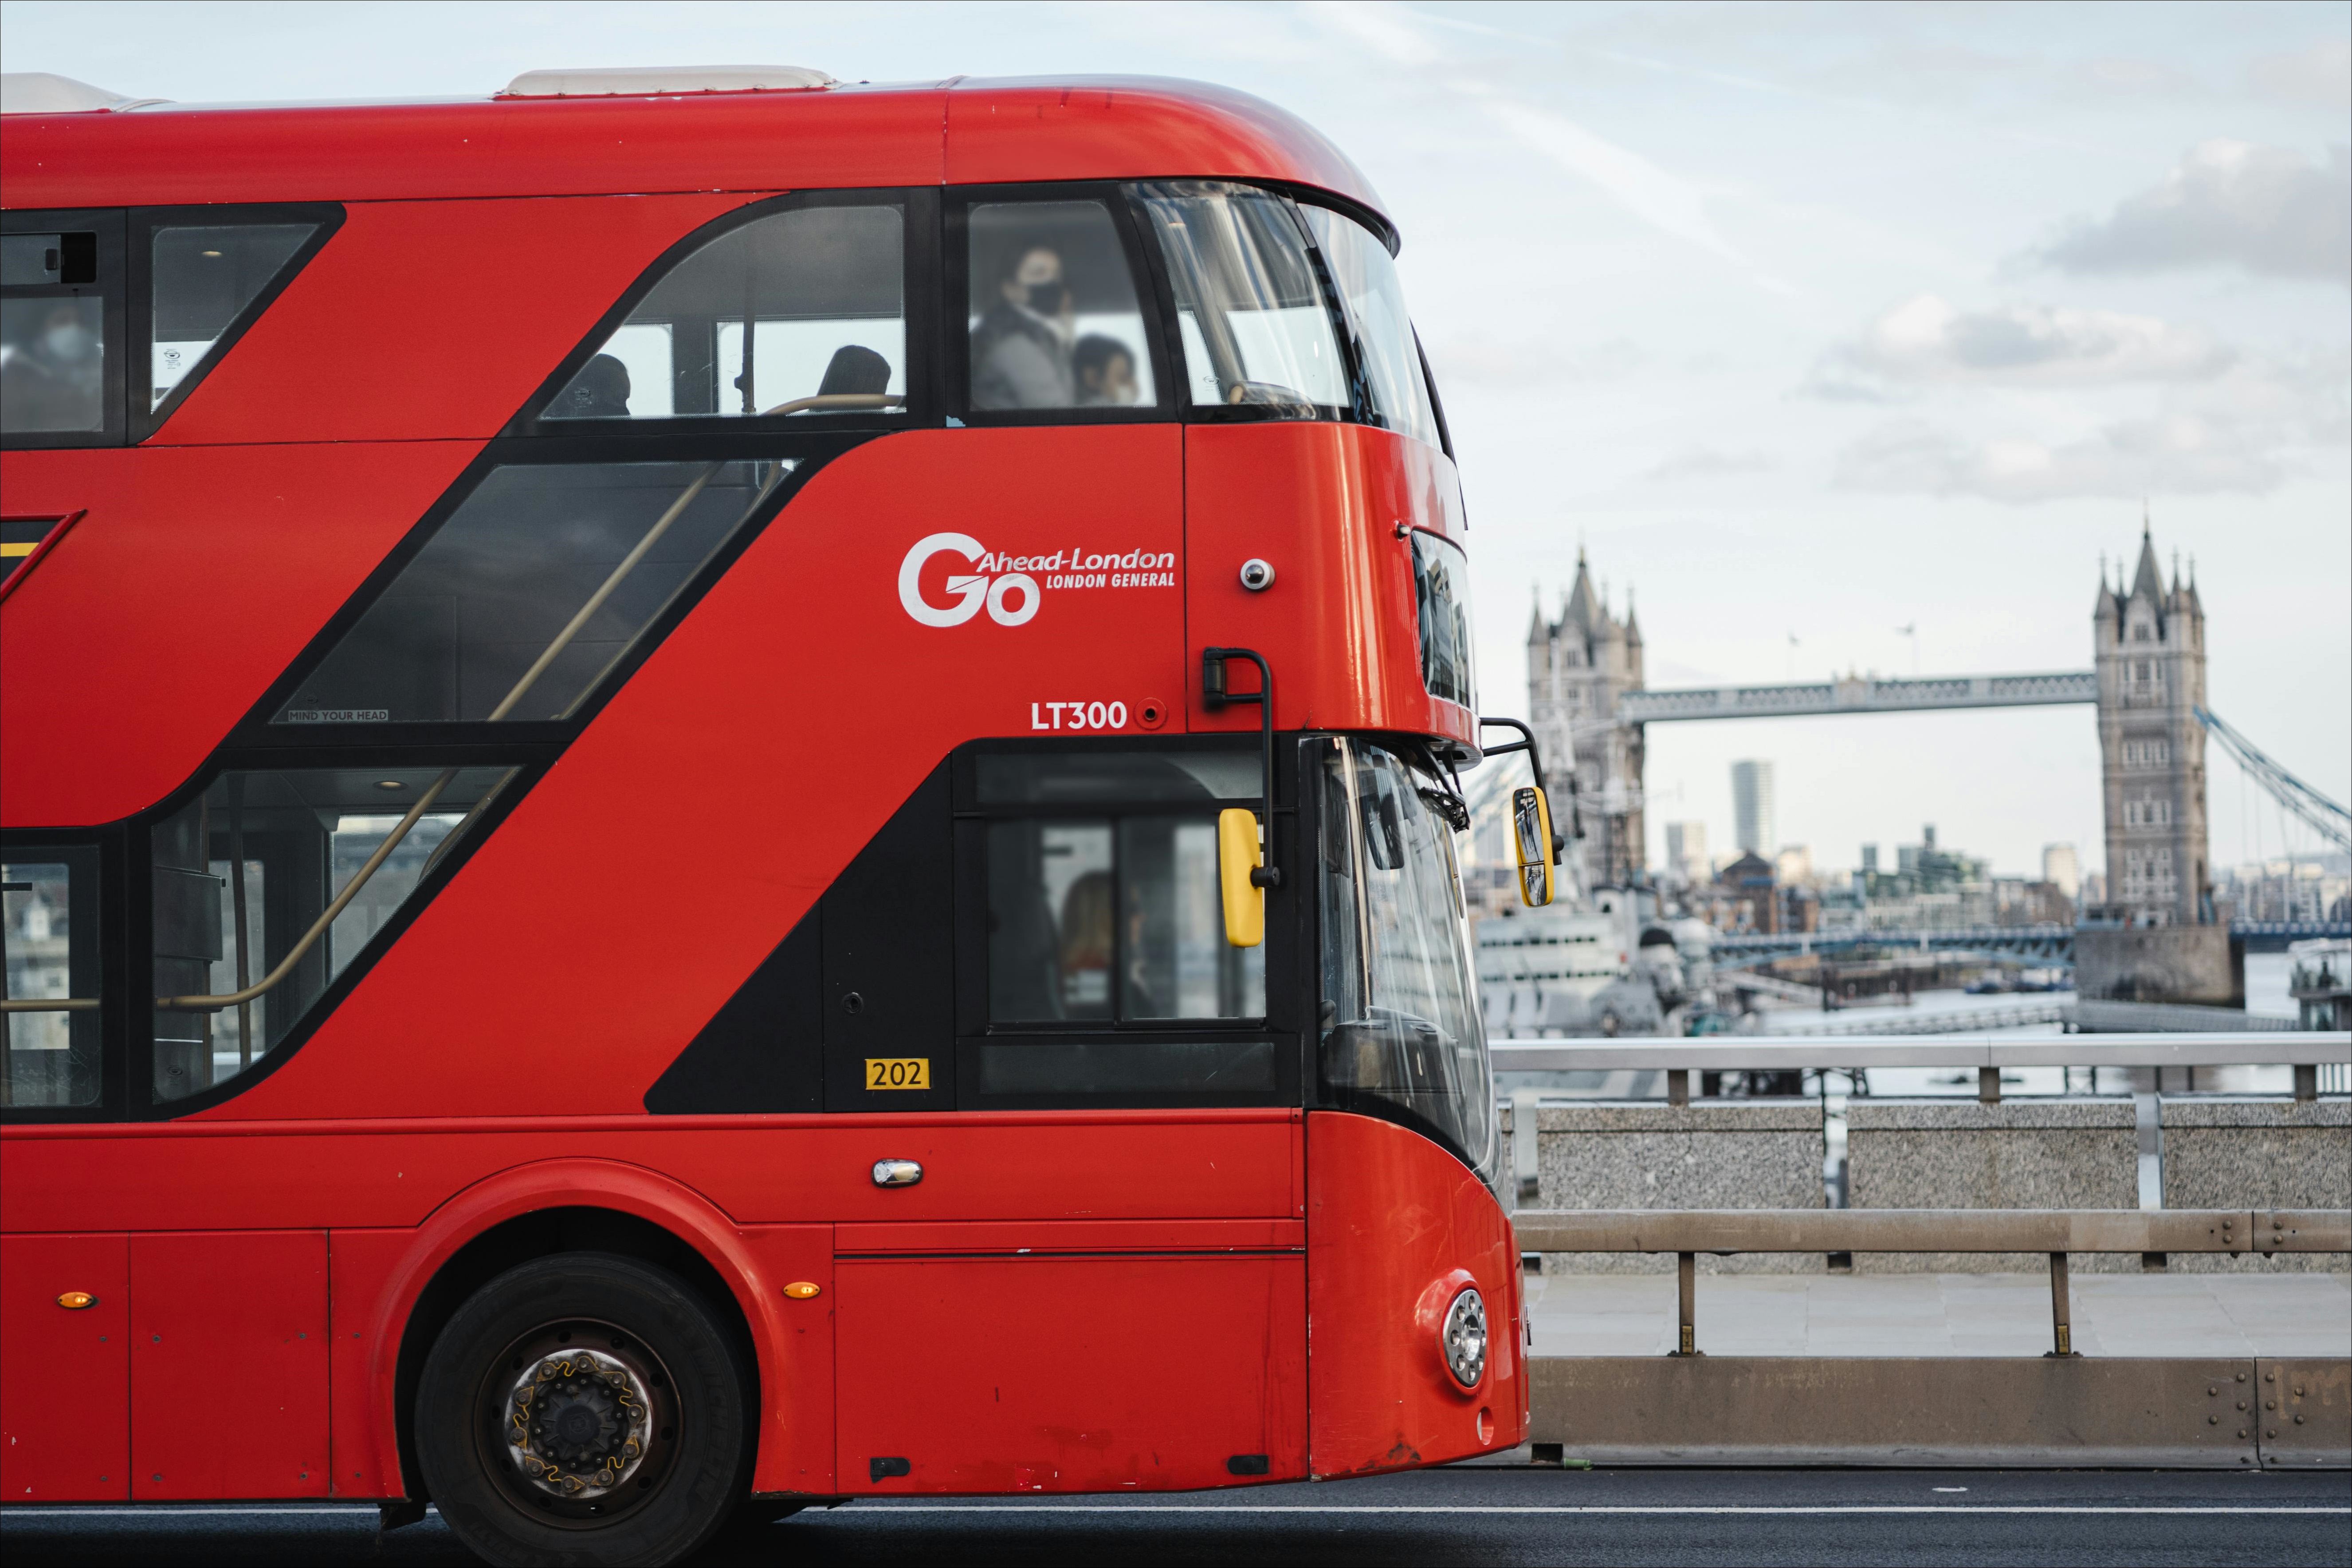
[416,1252,752,1568]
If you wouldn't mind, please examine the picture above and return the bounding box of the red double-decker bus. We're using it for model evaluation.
[2,65,1551,1565]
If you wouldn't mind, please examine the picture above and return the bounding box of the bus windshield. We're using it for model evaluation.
[1317,737,1496,1184]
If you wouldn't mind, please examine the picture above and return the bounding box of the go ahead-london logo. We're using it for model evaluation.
[897,532,1176,627]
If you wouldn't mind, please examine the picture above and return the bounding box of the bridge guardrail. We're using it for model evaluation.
[1517,1205,2352,1470]
[1512,1207,2349,1359]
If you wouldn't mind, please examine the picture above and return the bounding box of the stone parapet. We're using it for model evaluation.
[1845,1098,2138,1273]
[1527,1100,1825,1274]
[2161,1097,2350,1274]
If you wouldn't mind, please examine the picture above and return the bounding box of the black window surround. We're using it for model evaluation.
[1,203,342,450]
[949,735,1307,1111]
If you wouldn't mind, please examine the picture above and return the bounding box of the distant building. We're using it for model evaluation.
[1527,551,1645,889]
[1775,844,1813,886]
[1714,850,1778,933]
[1732,760,1775,856]
[2042,843,2080,900]
[2093,525,2210,926]
[1664,821,1708,886]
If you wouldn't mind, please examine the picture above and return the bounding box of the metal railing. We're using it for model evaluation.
[1513,1207,2352,1359]
[1495,1031,2352,1105]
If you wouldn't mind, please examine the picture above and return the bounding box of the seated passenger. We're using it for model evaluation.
[970,246,1075,410]
[815,344,892,400]
[548,352,632,419]
[1072,335,1139,407]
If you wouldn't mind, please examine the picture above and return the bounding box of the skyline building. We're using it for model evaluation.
[2042,843,2081,900]
[1732,759,1775,857]
[1665,820,1708,884]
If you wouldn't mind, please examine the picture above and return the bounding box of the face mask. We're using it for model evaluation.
[1026,280,1067,313]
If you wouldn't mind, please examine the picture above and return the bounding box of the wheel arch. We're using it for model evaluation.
[365,1159,786,1501]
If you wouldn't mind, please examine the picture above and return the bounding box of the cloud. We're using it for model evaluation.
[1646,447,1776,482]
[1831,358,2346,503]
[1823,295,2235,388]
[2247,37,2351,109]
[2034,141,2351,284]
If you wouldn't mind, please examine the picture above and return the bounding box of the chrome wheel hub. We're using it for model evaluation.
[504,1346,653,1499]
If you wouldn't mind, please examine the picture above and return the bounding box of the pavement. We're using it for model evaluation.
[4,1467,2346,1566]
[1529,1270,2352,1358]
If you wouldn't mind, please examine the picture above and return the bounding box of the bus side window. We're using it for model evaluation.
[1,216,122,445]
[3,849,102,1107]
[965,200,1156,413]
[148,768,515,1103]
[543,201,906,422]
[1133,182,1343,417]
[148,223,316,412]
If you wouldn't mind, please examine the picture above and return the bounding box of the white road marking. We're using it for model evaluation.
[6,1503,2345,1519]
[840,1505,2343,1516]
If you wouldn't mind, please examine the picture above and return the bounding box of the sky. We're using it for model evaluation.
[6,0,2346,881]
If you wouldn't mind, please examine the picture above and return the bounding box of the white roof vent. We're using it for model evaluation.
[0,72,167,115]
[499,65,835,99]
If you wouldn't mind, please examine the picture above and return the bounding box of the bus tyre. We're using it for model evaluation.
[416,1252,753,1568]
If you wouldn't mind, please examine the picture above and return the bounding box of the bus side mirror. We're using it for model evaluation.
[1513,786,1556,908]
[1217,807,1265,947]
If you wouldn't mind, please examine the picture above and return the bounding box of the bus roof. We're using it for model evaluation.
[0,72,1396,248]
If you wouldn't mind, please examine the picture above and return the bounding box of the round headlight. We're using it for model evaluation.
[1440,1286,1488,1388]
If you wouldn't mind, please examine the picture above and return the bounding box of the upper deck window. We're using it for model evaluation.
[1299,206,1441,449]
[545,200,906,423]
[963,199,1158,414]
[149,223,316,412]
[1136,182,1345,416]
[1,221,116,441]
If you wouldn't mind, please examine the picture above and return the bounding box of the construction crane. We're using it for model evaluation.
[2195,706,2351,852]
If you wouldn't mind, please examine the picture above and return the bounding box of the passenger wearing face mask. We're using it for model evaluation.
[0,300,106,434]
[1072,335,1139,407]
[970,244,1076,410]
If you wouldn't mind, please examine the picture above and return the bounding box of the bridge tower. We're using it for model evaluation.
[2093,523,2211,926]
[1527,550,1645,890]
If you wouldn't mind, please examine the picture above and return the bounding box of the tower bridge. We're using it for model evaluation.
[1526,525,2348,1003]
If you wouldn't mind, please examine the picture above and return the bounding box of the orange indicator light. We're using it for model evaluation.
[782,1281,821,1300]
[57,1292,97,1310]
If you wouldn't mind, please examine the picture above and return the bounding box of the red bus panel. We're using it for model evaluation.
[838,1251,1307,1492]
[0,1232,129,1501]
[1306,1111,1523,1477]
[129,1230,329,1499]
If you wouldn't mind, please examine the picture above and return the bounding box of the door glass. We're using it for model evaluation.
[149,224,315,409]
[150,767,515,1102]
[967,200,1155,412]
[1119,816,1265,1019]
[988,821,1114,1021]
[3,850,101,1107]
[545,203,906,420]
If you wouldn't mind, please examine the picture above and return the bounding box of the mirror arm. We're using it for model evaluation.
[1202,647,1280,888]
[1476,715,1546,792]
[1480,714,1572,858]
